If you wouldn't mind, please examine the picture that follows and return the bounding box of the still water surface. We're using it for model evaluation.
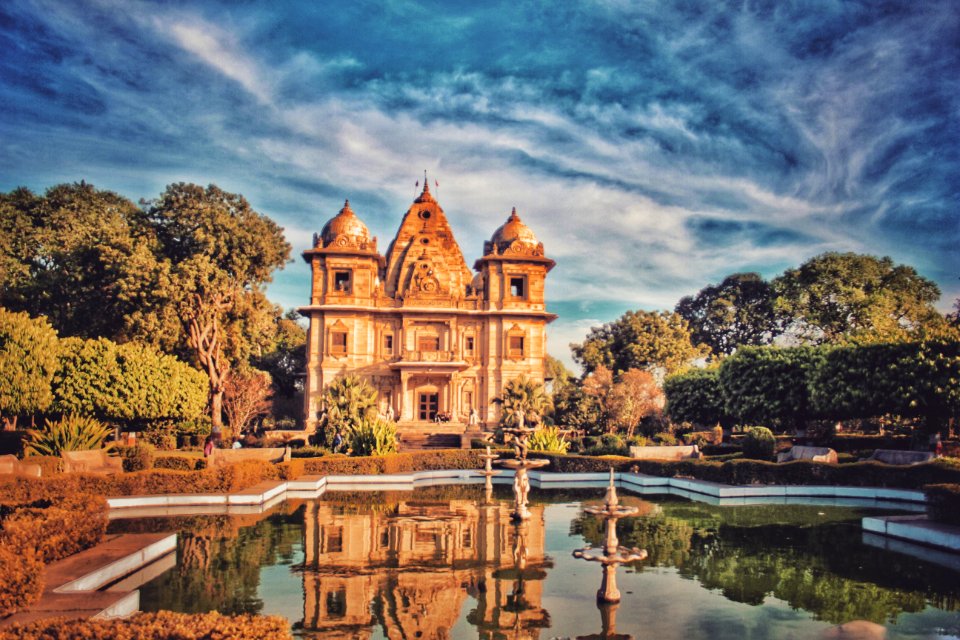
[117,486,960,639]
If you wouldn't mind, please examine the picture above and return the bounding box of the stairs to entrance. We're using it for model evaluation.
[397,422,471,451]
[399,432,464,451]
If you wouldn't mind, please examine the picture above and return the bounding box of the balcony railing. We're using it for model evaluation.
[400,349,457,362]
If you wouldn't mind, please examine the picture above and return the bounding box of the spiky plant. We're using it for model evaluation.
[320,374,379,447]
[23,415,114,457]
[346,417,398,456]
[528,426,570,454]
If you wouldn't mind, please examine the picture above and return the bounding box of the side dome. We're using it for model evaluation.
[491,207,538,246]
[319,200,371,246]
[484,207,545,257]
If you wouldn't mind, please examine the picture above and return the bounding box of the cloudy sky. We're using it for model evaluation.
[2,0,958,368]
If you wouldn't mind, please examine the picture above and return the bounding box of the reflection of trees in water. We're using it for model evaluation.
[571,503,960,625]
[138,511,303,616]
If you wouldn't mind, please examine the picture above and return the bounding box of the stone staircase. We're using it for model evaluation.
[399,432,465,451]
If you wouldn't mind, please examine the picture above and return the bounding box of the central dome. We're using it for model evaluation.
[320,200,370,245]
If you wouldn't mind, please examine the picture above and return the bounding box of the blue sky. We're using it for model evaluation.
[1,0,958,368]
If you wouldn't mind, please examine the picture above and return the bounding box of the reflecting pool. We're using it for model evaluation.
[115,486,960,639]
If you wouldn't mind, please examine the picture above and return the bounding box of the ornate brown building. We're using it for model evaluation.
[300,182,555,440]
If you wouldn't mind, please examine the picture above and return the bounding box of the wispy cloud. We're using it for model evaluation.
[1,0,957,370]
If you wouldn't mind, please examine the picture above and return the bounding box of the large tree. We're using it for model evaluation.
[772,252,945,344]
[675,272,780,356]
[0,182,156,340]
[140,184,291,430]
[572,309,709,376]
[582,365,661,436]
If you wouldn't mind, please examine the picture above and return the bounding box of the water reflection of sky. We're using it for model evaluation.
[129,488,960,640]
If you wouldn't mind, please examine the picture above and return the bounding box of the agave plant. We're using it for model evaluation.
[528,426,570,454]
[345,417,398,456]
[24,415,114,457]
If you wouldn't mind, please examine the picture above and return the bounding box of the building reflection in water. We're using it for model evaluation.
[300,497,551,639]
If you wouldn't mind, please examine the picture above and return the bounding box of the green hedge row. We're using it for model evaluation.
[528,453,960,489]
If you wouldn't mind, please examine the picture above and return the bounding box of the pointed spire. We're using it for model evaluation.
[509,206,519,221]
[422,169,431,194]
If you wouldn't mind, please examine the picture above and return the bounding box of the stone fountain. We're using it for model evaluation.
[477,445,502,501]
[496,415,549,520]
[572,468,647,602]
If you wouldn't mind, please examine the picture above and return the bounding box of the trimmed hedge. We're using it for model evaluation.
[925,484,960,525]
[0,489,109,617]
[664,368,727,427]
[0,611,293,640]
[300,450,487,476]
[528,453,960,489]
[153,455,201,471]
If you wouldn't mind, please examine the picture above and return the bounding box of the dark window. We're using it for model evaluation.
[508,336,525,358]
[509,276,526,298]
[333,270,351,293]
[384,334,393,354]
[326,589,346,618]
[331,332,347,355]
[465,336,475,355]
[325,527,343,553]
[418,336,440,352]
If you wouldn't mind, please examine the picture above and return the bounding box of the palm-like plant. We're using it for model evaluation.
[346,417,399,456]
[320,374,379,447]
[23,415,114,457]
[493,375,552,428]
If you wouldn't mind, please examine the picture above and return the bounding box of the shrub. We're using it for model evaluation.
[2,493,108,563]
[153,455,200,471]
[741,426,776,460]
[528,427,570,454]
[346,417,398,456]
[140,420,178,451]
[0,610,293,640]
[0,544,43,618]
[25,455,63,475]
[925,484,960,525]
[655,432,679,446]
[276,459,305,480]
[290,445,332,458]
[115,443,156,472]
[23,415,113,457]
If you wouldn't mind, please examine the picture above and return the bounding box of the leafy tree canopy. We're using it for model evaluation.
[572,309,708,376]
[772,252,946,344]
[675,272,780,356]
[0,307,58,428]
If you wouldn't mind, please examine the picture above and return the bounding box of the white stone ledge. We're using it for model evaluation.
[57,534,176,593]
[862,515,960,553]
[91,590,141,620]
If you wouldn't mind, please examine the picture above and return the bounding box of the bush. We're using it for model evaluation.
[0,610,293,640]
[115,443,156,472]
[741,426,776,460]
[22,415,113,457]
[153,455,200,471]
[346,417,398,456]
[24,455,63,475]
[0,490,108,616]
[655,432,679,446]
[528,427,570,454]
[0,544,43,618]
[925,484,960,525]
[140,421,178,451]
[290,445,332,458]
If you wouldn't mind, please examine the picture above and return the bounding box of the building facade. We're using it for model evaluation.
[299,182,555,437]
